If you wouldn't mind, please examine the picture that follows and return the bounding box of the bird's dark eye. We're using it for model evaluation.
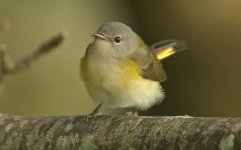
[114,36,121,44]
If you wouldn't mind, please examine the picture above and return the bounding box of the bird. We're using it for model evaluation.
[80,22,186,115]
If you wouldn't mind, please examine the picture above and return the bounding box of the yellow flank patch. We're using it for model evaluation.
[121,59,140,86]
[81,55,141,88]
[156,47,175,60]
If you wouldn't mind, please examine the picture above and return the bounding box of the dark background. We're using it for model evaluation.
[0,0,241,117]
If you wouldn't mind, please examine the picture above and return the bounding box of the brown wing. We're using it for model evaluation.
[140,40,187,82]
[141,54,167,82]
[129,45,167,82]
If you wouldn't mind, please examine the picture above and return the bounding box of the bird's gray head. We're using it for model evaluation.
[93,22,138,58]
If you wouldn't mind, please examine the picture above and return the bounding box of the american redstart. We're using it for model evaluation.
[80,22,186,115]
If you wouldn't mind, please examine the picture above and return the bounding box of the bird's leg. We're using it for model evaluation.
[133,109,139,116]
[86,103,103,121]
[89,103,103,116]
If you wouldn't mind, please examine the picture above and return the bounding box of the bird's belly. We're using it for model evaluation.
[81,58,164,110]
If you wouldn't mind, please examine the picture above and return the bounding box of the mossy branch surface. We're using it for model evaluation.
[0,114,240,150]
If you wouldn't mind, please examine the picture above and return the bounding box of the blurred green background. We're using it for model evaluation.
[0,0,241,117]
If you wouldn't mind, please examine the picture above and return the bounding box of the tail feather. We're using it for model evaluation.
[151,40,187,60]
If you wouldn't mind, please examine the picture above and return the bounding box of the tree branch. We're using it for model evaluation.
[0,114,240,149]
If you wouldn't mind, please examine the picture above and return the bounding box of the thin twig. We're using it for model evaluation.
[0,31,66,90]
[12,32,66,74]
[0,20,11,39]
[0,44,14,78]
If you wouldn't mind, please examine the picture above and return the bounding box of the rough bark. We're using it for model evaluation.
[0,114,240,150]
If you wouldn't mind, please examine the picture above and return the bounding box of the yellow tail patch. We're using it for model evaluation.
[156,47,176,60]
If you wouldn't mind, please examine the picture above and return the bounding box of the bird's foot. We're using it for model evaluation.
[125,111,138,117]
[86,111,102,121]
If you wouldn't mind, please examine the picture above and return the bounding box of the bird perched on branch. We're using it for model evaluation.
[80,22,186,115]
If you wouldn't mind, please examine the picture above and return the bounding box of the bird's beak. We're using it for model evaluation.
[93,33,109,41]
